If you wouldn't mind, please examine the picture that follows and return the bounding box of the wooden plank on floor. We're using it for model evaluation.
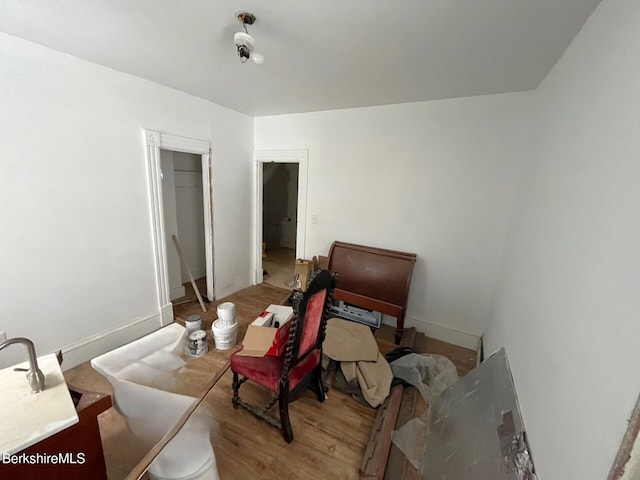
[359,327,416,480]
[360,384,404,480]
[385,332,424,480]
[384,386,418,480]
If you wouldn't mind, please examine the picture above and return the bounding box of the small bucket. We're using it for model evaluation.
[211,319,238,350]
[187,330,208,358]
[185,314,203,333]
[216,302,236,328]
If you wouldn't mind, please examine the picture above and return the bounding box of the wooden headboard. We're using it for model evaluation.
[327,241,417,344]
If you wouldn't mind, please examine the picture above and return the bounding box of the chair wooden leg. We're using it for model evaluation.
[279,390,293,443]
[311,364,325,402]
[232,371,240,409]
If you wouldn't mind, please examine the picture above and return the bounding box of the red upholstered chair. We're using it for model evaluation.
[230,269,337,442]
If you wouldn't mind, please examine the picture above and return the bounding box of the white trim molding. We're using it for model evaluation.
[144,130,215,319]
[253,149,309,285]
[146,130,209,153]
[387,315,481,350]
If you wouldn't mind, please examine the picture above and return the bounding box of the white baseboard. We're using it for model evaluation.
[397,316,481,351]
[59,310,166,371]
[160,303,174,326]
[170,285,186,301]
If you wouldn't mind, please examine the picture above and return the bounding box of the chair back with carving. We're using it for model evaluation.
[281,269,335,381]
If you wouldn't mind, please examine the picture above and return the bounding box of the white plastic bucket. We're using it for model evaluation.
[216,302,236,328]
[211,319,238,350]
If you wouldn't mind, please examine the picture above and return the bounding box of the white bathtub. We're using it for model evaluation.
[91,323,219,480]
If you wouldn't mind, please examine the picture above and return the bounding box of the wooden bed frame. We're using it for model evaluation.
[327,241,417,344]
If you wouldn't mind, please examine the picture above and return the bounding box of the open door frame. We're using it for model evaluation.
[145,130,214,325]
[253,149,308,285]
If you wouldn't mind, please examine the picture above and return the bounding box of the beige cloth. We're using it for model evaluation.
[324,318,378,362]
[341,352,393,408]
[324,318,393,408]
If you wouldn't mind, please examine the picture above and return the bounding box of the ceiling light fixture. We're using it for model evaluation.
[234,12,264,65]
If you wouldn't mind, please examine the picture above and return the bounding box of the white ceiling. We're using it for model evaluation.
[0,1,601,116]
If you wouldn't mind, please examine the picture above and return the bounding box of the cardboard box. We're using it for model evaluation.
[252,310,274,327]
[237,305,294,357]
[295,259,312,290]
[312,255,329,271]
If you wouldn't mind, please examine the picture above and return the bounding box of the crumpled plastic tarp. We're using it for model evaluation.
[390,353,459,471]
[389,353,459,403]
[391,416,429,470]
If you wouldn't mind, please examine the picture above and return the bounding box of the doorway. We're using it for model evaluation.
[145,130,214,325]
[262,162,299,289]
[253,149,308,287]
[160,150,207,301]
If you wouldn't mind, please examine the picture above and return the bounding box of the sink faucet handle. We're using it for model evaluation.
[27,367,46,394]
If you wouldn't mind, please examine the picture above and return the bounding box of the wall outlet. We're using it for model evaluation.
[0,331,6,343]
[311,214,318,224]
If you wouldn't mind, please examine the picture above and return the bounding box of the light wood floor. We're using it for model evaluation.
[262,246,296,290]
[64,282,477,480]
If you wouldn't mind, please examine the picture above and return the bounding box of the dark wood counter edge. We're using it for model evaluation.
[67,384,113,420]
[60,350,114,420]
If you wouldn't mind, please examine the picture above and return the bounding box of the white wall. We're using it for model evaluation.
[255,92,531,348]
[0,33,253,368]
[207,100,255,301]
[485,0,640,478]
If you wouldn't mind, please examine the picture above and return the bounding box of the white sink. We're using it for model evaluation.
[0,353,79,455]
[91,323,219,480]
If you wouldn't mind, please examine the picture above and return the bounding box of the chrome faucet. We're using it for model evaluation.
[0,337,45,393]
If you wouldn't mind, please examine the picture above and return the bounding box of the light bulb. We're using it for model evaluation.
[252,52,264,65]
